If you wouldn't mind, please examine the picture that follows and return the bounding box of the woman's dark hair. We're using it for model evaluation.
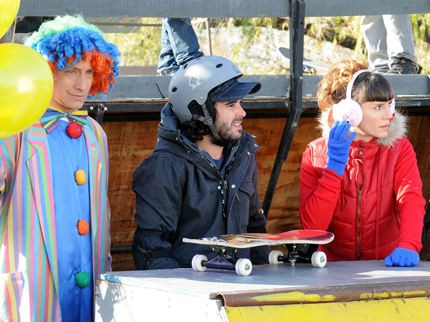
[352,73,395,105]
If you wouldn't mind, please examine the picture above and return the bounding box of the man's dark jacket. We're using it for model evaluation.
[132,103,269,269]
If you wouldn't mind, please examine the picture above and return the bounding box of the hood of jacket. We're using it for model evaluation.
[318,108,407,148]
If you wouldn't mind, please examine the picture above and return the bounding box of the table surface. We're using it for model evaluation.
[99,260,430,304]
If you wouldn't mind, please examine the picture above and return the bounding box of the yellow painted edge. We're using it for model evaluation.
[224,297,430,322]
[252,291,336,303]
[360,290,426,300]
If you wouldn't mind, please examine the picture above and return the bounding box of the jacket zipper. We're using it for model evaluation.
[225,154,243,183]
[201,154,244,218]
[357,189,362,260]
[355,159,365,260]
[202,157,228,217]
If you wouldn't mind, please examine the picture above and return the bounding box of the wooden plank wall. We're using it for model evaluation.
[106,112,430,271]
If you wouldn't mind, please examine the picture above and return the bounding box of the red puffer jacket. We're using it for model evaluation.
[300,112,425,261]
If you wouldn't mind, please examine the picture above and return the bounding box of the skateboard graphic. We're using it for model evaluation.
[278,46,331,74]
[183,230,334,276]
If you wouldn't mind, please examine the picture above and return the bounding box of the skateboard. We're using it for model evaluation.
[278,46,331,74]
[183,229,334,276]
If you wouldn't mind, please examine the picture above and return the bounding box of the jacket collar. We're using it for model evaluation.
[26,120,48,148]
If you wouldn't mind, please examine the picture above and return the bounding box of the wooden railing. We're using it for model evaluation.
[18,0,430,18]
[17,0,430,113]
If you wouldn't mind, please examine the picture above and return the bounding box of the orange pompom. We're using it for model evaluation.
[77,219,89,235]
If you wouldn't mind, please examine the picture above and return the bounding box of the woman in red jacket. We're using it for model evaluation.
[300,59,425,267]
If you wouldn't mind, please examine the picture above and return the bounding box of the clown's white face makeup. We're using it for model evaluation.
[352,100,394,142]
[50,60,94,113]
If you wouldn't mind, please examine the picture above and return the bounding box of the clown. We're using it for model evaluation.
[0,15,120,321]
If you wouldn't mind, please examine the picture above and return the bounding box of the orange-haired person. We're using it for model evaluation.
[0,15,120,321]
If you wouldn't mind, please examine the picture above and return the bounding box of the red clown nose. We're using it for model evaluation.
[66,122,83,138]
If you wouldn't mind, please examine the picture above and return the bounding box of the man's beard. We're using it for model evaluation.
[211,118,243,147]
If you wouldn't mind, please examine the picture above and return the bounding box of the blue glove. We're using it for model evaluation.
[325,120,356,176]
[384,248,420,267]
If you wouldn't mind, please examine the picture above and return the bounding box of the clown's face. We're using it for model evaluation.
[50,60,94,112]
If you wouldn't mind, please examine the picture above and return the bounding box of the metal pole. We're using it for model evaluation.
[262,0,305,218]
[423,203,430,248]
[206,18,212,55]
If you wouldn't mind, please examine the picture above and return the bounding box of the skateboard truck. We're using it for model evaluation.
[204,246,235,270]
[269,244,327,268]
[286,244,314,266]
[286,244,300,266]
[192,246,253,276]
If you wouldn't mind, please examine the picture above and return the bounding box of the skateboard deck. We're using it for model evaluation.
[278,46,331,73]
[184,230,334,276]
[183,229,334,248]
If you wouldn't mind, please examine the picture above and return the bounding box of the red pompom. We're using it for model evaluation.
[66,122,83,138]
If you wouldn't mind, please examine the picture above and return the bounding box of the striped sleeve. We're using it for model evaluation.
[0,157,4,194]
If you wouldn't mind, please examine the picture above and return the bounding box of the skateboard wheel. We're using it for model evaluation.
[268,250,284,264]
[235,258,252,276]
[192,254,208,272]
[311,251,327,268]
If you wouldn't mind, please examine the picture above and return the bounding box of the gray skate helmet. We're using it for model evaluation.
[169,55,260,124]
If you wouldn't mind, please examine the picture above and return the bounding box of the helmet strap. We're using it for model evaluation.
[191,101,231,147]
[202,102,233,147]
[192,103,222,143]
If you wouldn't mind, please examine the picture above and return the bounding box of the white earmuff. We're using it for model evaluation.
[390,97,395,115]
[332,69,371,127]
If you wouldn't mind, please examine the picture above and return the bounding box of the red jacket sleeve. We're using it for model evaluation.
[299,144,344,230]
[394,139,425,253]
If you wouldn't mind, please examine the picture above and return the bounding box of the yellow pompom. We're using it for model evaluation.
[75,169,87,185]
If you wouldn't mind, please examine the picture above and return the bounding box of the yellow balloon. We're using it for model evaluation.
[0,0,20,38]
[0,43,54,138]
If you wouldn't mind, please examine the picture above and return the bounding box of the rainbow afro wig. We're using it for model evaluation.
[24,15,120,98]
